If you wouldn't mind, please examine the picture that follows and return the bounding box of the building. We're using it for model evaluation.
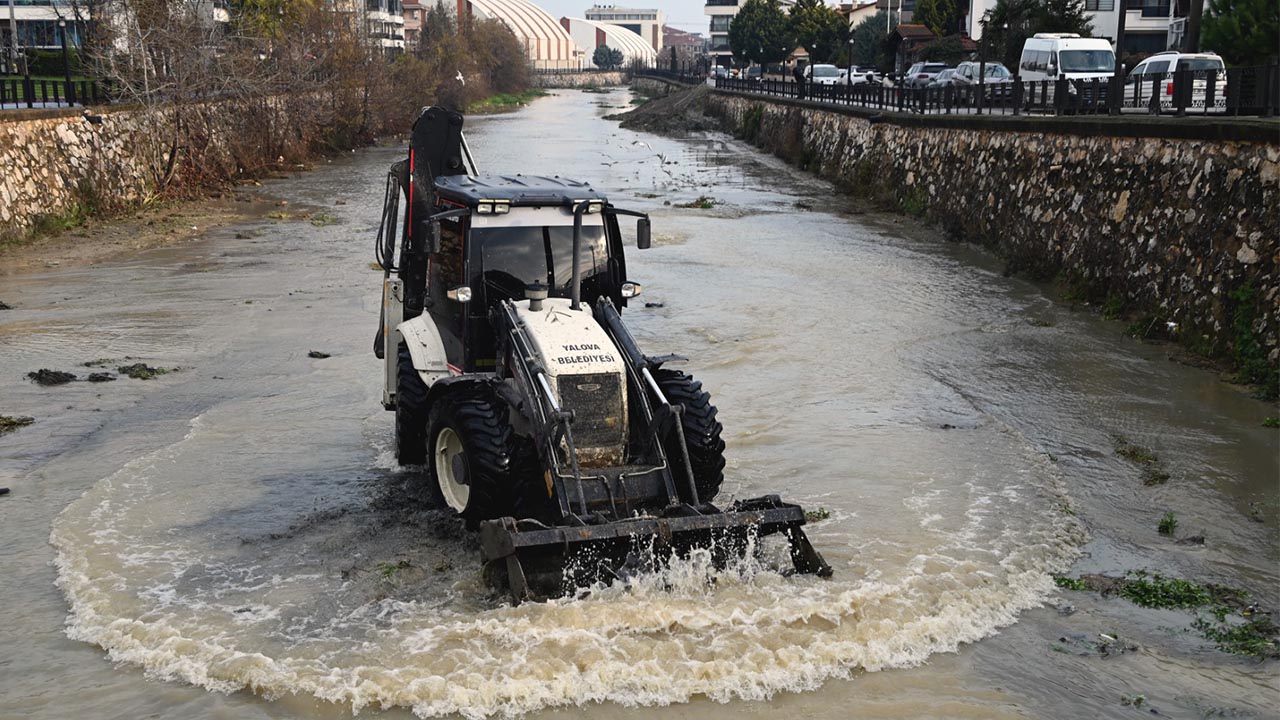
[662,25,706,63]
[1,0,86,63]
[584,5,663,52]
[403,0,425,48]
[1087,0,1183,57]
[363,0,406,52]
[704,0,798,67]
[560,17,655,67]
[875,0,914,27]
[459,0,583,69]
[837,1,880,30]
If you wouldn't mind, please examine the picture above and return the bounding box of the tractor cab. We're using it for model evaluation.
[417,176,645,374]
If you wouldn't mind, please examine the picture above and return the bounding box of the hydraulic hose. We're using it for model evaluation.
[373,170,400,276]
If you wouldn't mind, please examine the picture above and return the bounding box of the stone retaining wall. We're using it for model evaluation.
[703,91,1279,387]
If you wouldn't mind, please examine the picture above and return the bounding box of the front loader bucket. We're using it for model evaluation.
[479,496,833,603]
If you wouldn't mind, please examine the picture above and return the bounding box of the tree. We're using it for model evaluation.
[850,11,890,67]
[981,0,1092,69]
[593,44,624,69]
[729,0,793,65]
[1201,0,1280,66]
[914,0,961,36]
[789,0,849,64]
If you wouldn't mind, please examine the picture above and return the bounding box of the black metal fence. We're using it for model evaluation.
[632,68,703,86]
[710,64,1279,118]
[0,76,109,109]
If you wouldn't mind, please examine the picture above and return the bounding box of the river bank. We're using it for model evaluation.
[0,88,1275,719]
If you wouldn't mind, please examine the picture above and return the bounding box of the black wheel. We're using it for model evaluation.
[426,388,521,521]
[510,437,559,524]
[396,342,428,465]
[654,369,726,503]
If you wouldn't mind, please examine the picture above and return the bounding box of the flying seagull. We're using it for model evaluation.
[456,71,465,86]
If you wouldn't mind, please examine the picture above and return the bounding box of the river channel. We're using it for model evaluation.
[1,88,1276,719]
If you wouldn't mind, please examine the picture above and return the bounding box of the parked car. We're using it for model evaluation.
[952,61,1016,102]
[804,64,843,85]
[744,65,763,82]
[1125,51,1227,113]
[903,62,950,88]
[845,66,880,85]
[711,66,729,80]
[927,68,957,88]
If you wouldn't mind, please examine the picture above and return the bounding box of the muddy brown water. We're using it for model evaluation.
[1,89,1276,720]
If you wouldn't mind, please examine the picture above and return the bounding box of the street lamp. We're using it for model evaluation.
[58,18,74,105]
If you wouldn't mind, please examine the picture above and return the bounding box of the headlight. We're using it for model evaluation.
[621,282,642,298]
[447,286,472,303]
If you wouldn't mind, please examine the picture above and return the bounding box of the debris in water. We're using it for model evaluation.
[0,300,11,310]
[1176,535,1206,546]
[794,201,814,210]
[117,363,174,380]
[0,415,35,434]
[308,350,331,359]
[27,369,76,386]
[644,302,664,308]
[0,487,9,496]
[86,373,116,383]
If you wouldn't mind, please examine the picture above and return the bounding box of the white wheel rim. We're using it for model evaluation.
[434,427,470,512]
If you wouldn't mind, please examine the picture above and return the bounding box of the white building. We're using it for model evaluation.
[461,0,583,69]
[704,0,796,67]
[964,0,1179,55]
[560,16,655,67]
[583,5,663,52]
[363,0,406,52]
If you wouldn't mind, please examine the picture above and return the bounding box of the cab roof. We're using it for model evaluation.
[434,173,608,207]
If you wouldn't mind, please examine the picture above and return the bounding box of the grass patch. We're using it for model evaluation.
[900,187,926,218]
[117,363,176,380]
[377,559,412,582]
[1113,435,1158,466]
[1143,467,1171,486]
[468,89,549,112]
[1119,572,1212,609]
[1054,576,1088,591]
[1229,281,1279,401]
[805,507,831,523]
[0,415,35,435]
[308,212,338,227]
[674,195,715,209]
[1101,295,1124,320]
[1194,615,1279,658]
[1264,417,1279,429]
[1157,511,1177,535]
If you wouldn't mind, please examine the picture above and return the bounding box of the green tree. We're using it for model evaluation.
[729,0,794,65]
[789,0,849,63]
[914,0,961,36]
[593,45,624,69]
[850,11,891,67]
[1202,0,1280,65]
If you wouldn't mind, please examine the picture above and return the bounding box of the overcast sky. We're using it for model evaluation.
[533,1,711,33]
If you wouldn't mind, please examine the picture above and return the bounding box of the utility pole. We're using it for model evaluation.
[7,0,19,75]
[1184,0,1203,52]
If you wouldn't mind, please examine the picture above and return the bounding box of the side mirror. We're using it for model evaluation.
[636,217,651,250]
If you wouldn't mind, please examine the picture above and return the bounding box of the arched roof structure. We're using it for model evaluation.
[464,0,583,69]
[560,17,656,67]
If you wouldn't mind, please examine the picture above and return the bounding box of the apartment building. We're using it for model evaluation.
[584,5,663,52]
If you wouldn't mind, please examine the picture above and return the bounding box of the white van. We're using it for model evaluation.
[1018,33,1115,82]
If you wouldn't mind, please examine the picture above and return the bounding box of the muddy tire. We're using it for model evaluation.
[396,342,428,466]
[510,437,559,524]
[654,369,726,503]
[426,388,519,521]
